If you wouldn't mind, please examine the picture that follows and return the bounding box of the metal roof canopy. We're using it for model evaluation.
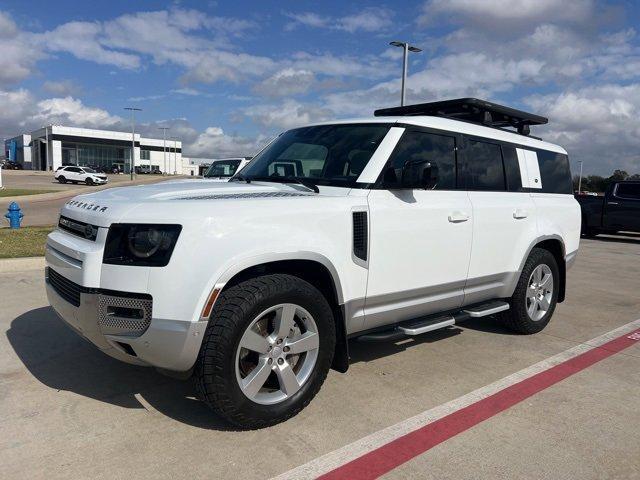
[374,97,548,136]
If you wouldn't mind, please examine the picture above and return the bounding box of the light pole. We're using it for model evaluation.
[124,107,142,180]
[171,137,178,175]
[578,160,584,193]
[158,127,170,175]
[389,41,422,106]
[45,125,50,170]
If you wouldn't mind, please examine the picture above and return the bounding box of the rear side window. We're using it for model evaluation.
[502,146,522,192]
[615,183,640,200]
[537,151,572,194]
[381,130,456,189]
[462,140,505,191]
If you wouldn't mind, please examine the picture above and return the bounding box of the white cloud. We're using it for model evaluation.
[188,126,269,157]
[0,12,43,88]
[243,99,333,130]
[253,69,316,97]
[525,84,640,174]
[37,21,141,69]
[419,0,596,30]
[43,80,81,96]
[285,8,394,33]
[34,96,122,127]
[338,8,394,33]
[0,90,123,138]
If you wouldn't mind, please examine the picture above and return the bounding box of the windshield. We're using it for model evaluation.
[238,124,390,188]
[82,167,97,173]
[205,160,242,178]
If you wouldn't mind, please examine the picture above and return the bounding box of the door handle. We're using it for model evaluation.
[607,202,619,205]
[448,212,470,223]
[513,209,529,219]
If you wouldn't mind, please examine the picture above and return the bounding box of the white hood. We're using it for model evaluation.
[59,180,325,227]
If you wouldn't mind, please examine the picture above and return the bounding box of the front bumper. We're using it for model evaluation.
[46,268,208,372]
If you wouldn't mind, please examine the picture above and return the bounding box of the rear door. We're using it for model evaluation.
[605,183,640,231]
[364,128,473,330]
[460,138,537,305]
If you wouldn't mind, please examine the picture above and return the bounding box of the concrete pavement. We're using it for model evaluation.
[1,234,639,479]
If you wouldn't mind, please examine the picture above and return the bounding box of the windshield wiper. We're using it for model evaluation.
[233,175,319,193]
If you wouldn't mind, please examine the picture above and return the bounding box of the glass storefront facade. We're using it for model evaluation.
[61,142,131,170]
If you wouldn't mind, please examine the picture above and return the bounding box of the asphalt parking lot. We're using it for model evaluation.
[1,170,186,227]
[1,234,639,479]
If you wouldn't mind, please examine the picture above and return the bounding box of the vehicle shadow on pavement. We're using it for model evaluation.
[348,327,463,364]
[587,233,640,245]
[7,306,236,431]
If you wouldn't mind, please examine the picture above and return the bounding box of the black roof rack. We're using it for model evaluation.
[374,98,547,136]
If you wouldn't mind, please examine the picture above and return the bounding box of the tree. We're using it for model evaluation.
[609,169,629,181]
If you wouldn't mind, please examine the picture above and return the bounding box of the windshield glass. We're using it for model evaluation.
[82,167,97,173]
[239,124,390,188]
[205,160,242,178]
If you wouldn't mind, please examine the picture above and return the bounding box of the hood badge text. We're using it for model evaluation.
[66,200,108,212]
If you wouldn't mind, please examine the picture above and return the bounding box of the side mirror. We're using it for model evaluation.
[401,159,436,189]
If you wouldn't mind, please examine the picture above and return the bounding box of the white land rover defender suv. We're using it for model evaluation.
[45,98,580,428]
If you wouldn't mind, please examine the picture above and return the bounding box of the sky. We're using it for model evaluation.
[0,0,639,175]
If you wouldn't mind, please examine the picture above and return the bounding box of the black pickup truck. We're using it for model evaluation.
[576,181,640,236]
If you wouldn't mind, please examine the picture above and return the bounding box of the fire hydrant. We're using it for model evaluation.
[5,202,23,229]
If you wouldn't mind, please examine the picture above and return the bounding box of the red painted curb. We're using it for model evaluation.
[319,329,640,480]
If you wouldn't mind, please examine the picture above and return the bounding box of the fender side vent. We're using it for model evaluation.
[353,211,368,261]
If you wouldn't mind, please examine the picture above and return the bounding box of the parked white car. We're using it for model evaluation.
[45,98,580,428]
[203,157,251,181]
[55,166,108,185]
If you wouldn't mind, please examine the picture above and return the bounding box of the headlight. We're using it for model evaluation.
[103,224,182,267]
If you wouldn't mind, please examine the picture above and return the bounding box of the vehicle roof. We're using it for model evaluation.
[305,116,567,155]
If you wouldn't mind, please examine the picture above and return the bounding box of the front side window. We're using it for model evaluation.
[238,124,391,188]
[462,140,506,191]
[205,160,242,178]
[82,167,97,173]
[615,183,640,200]
[379,130,456,189]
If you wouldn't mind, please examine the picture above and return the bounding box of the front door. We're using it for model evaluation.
[605,182,640,231]
[364,128,473,330]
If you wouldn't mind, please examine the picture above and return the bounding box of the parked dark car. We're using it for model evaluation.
[576,181,640,236]
[3,160,23,170]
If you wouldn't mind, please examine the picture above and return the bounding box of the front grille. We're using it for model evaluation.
[47,268,83,307]
[97,294,152,337]
[58,215,98,241]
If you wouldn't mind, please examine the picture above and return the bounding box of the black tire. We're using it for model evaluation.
[499,248,559,334]
[85,178,93,186]
[58,176,66,184]
[194,274,336,429]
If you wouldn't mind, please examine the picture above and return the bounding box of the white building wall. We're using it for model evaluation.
[51,140,62,170]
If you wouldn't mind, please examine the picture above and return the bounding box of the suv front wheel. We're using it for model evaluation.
[499,247,559,334]
[194,274,336,429]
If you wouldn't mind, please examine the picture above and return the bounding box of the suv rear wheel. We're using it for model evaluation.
[194,274,336,429]
[58,176,66,184]
[499,247,559,334]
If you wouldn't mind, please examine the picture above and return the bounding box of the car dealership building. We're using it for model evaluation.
[4,125,192,174]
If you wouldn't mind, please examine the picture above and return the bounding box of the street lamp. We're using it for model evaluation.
[389,41,422,106]
[578,160,584,193]
[158,127,170,175]
[171,137,179,175]
[124,107,142,180]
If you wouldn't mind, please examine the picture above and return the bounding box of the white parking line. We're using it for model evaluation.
[271,319,640,480]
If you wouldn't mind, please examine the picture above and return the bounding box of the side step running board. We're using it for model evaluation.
[398,315,455,335]
[357,300,510,342]
[463,300,510,317]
